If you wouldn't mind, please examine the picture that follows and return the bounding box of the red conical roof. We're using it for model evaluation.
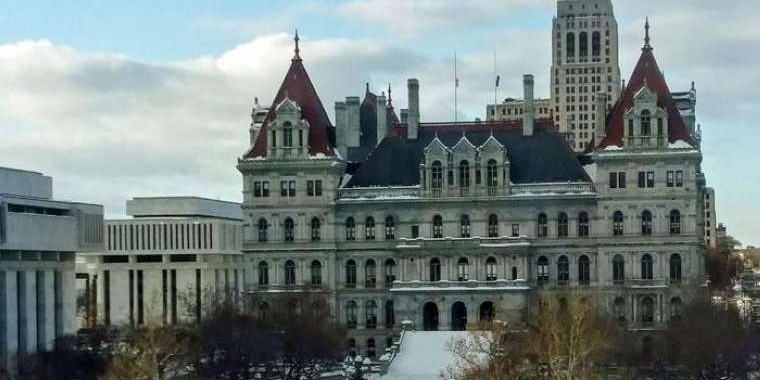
[598,46,694,148]
[244,52,335,158]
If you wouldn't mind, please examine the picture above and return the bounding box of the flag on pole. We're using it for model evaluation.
[495,75,500,87]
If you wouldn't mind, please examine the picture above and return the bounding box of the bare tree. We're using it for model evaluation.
[522,293,616,380]
[444,321,532,380]
[101,322,198,380]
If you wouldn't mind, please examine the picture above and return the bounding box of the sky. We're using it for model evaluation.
[0,0,758,246]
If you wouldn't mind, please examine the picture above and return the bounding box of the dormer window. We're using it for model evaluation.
[640,110,651,136]
[283,121,293,147]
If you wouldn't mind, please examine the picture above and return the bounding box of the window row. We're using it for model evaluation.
[257,259,324,287]
[344,259,397,288]
[610,169,685,190]
[252,179,323,198]
[537,253,683,286]
[611,210,682,236]
[107,223,213,251]
[613,296,683,325]
[345,300,395,330]
[429,159,500,195]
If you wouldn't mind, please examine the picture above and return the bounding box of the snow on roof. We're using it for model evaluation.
[381,331,469,380]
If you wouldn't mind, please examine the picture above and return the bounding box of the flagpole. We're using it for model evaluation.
[493,52,497,119]
[454,52,458,123]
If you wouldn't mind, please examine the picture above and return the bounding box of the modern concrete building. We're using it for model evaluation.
[76,197,244,327]
[0,167,103,368]
[550,0,622,152]
[239,28,708,358]
[486,98,552,123]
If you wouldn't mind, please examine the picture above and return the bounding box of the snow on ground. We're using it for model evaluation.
[380,331,469,380]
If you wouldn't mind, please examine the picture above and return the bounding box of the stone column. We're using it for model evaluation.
[42,270,56,351]
[1,270,19,367]
[22,270,37,353]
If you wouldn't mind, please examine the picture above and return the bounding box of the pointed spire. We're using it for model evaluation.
[365,82,370,95]
[643,17,652,51]
[387,83,393,106]
[293,29,301,60]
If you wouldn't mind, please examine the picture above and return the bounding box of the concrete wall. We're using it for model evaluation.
[0,167,52,199]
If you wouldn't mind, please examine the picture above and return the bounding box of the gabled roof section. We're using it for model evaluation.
[598,26,695,148]
[244,33,335,158]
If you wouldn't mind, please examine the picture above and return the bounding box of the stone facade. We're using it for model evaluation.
[703,187,717,249]
[0,167,103,369]
[239,28,708,358]
[77,197,244,327]
[486,98,552,123]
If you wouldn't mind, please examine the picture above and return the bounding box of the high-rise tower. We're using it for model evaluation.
[551,0,621,152]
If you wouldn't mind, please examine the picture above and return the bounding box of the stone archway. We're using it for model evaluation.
[479,301,495,322]
[451,301,468,331]
[423,302,439,331]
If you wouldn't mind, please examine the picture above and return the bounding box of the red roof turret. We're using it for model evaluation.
[244,32,335,158]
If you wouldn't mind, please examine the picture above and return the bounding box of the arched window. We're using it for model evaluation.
[669,254,682,283]
[310,217,321,241]
[366,338,376,358]
[641,254,654,280]
[429,258,441,282]
[557,256,570,284]
[613,211,624,236]
[592,31,601,56]
[487,214,499,237]
[641,210,653,236]
[258,218,268,242]
[432,215,443,238]
[537,213,548,237]
[613,297,625,323]
[537,256,549,285]
[384,259,396,286]
[486,257,497,281]
[271,130,277,148]
[641,110,652,136]
[385,216,395,240]
[487,159,498,194]
[283,121,293,147]
[557,212,569,237]
[459,160,470,194]
[385,300,395,328]
[284,260,296,285]
[670,297,683,321]
[346,301,358,328]
[578,212,589,237]
[365,217,375,240]
[284,218,295,242]
[258,261,269,286]
[579,31,588,57]
[365,259,377,288]
[613,254,625,283]
[346,259,357,288]
[457,258,469,281]
[566,32,575,58]
[346,217,356,241]
[431,161,443,194]
[641,297,655,324]
[460,215,471,238]
[669,210,681,234]
[365,300,378,329]
[311,260,322,285]
[511,266,518,280]
[578,255,591,285]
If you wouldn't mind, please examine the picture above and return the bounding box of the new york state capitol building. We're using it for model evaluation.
[238,24,708,354]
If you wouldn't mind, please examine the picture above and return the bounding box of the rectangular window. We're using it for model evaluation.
[262,181,269,197]
[609,172,618,189]
[254,182,262,197]
[307,180,315,196]
[511,224,520,237]
[411,225,419,239]
[315,180,323,196]
[667,171,675,187]
[618,172,626,188]
[676,171,684,187]
[647,171,655,188]
[288,181,296,196]
[638,172,646,188]
[280,181,288,197]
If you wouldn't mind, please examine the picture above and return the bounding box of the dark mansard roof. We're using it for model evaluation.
[345,120,591,188]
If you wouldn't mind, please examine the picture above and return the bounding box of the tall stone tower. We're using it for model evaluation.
[550,0,621,152]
